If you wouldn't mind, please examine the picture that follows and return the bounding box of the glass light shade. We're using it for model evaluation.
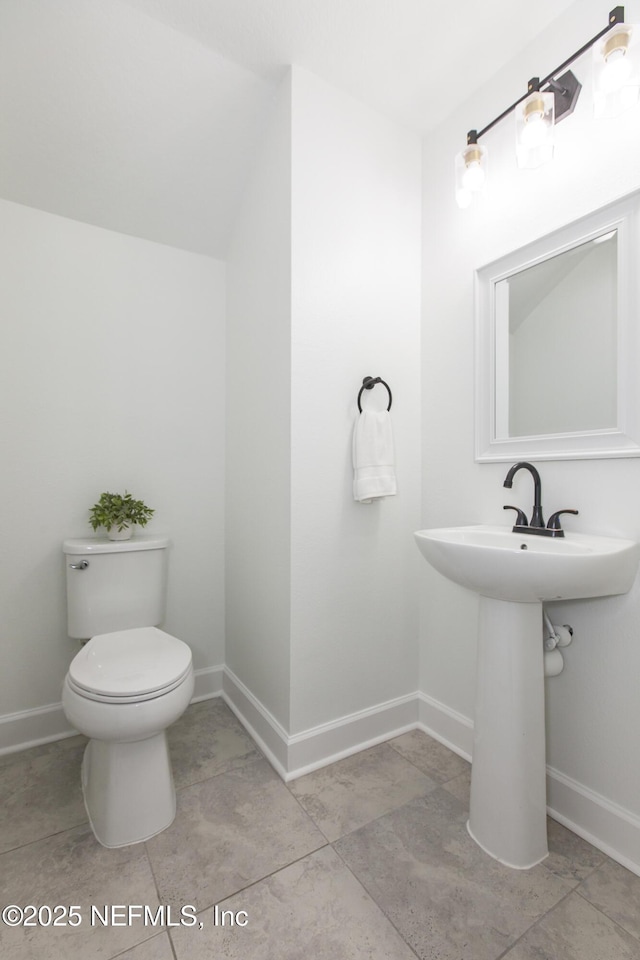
[593,24,640,118]
[515,89,555,168]
[454,142,488,208]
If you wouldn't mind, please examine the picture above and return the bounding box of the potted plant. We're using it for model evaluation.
[88,491,155,540]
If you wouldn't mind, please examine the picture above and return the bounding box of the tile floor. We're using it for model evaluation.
[1,698,639,959]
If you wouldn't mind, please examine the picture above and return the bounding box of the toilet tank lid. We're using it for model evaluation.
[63,536,170,555]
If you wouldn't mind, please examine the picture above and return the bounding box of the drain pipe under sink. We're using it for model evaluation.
[543,610,573,677]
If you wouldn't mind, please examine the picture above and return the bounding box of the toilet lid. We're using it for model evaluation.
[68,626,192,699]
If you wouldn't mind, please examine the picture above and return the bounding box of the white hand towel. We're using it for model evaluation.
[352,410,397,503]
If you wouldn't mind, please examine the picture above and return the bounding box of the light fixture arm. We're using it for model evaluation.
[468,6,625,145]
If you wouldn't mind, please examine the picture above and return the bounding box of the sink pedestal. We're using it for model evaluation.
[468,597,548,869]
[415,524,640,869]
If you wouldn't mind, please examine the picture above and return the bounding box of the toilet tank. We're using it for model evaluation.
[63,537,170,639]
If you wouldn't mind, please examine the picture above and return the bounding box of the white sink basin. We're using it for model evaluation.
[414,524,640,603]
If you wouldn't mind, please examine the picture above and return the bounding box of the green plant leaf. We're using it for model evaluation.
[88,490,155,533]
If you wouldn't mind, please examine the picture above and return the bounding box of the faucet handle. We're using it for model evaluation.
[503,505,528,526]
[547,509,579,531]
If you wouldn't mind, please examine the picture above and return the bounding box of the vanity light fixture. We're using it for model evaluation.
[515,79,556,169]
[593,21,640,116]
[454,132,488,209]
[456,6,633,207]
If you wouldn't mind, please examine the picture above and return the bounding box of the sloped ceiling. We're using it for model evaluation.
[0,0,578,257]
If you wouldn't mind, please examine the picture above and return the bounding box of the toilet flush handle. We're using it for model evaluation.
[69,560,89,570]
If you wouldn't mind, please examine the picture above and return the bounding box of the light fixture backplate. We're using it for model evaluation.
[545,69,582,122]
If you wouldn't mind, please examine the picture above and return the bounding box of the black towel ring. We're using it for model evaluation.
[357,376,392,413]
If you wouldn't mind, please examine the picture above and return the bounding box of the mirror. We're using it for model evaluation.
[475,190,640,461]
[502,232,617,438]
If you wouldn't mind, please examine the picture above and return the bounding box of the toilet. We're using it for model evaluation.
[61,536,194,848]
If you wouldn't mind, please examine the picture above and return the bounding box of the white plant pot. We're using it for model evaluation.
[107,524,134,541]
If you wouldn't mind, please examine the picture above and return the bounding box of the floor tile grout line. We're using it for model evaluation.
[142,826,184,960]
[104,927,174,960]
[282,783,337,845]
[143,835,168,912]
[89,839,177,960]
[167,928,179,960]
[329,837,422,960]
[281,743,447,846]
[173,840,422,960]
[574,885,640,945]
[493,886,585,960]
[278,750,370,845]
[385,734,471,787]
[163,840,333,928]
[537,849,605,887]
[173,750,263,794]
[0,816,90,858]
[312,780,461,848]
[568,852,613,884]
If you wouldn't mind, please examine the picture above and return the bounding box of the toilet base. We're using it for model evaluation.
[82,732,176,847]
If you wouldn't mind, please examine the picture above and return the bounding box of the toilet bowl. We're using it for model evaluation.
[62,626,194,848]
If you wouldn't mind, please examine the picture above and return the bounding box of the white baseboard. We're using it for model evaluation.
[285,693,418,779]
[191,664,224,702]
[547,766,640,877]
[221,667,290,778]
[416,691,474,762]
[223,668,418,781]
[0,664,224,756]
[0,702,76,755]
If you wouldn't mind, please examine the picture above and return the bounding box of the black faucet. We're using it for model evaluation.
[503,461,579,538]
[503,461,545,527]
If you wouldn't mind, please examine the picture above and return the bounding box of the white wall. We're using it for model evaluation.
[289,68,422,734]
[420,0,640,869]
[225,67,421,767]
[0,198,226,748]
[225,75,293,733]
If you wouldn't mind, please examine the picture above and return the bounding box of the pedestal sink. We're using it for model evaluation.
[415,524,640,869]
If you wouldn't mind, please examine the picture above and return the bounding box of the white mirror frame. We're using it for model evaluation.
[475,190,640,462]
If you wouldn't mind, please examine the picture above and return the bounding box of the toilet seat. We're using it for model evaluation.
[66,670,191,704]
[68,626,192,703]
